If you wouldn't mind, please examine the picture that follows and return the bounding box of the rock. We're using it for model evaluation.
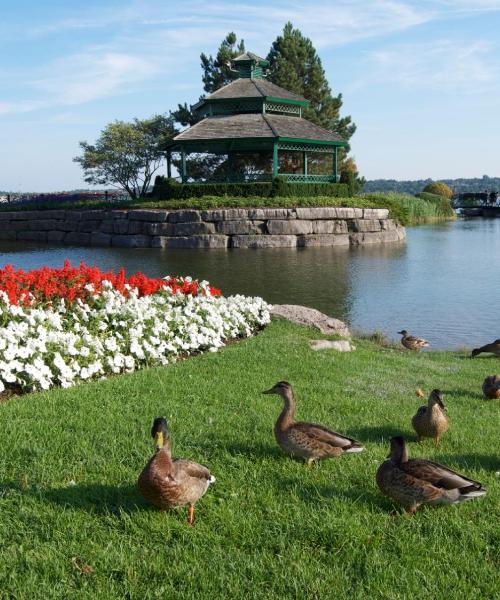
[271,304,351,337]
[380,219,398,231]
[248,208,296,220]
[349,229,405,245]
[215,220,264,235]
[0,211,31,220]
[28,219,58,231]
[128,209,168,222]
[335,207,363,219]
[297,234,350,247]
[113,220,129,234]
[363,208,389,219]
[309,340,355,352]
[78,220,102,233]
[231,235,297,248]
[169,222,215,236]
[47,231,65,242]
[111,234,151,248]
[80,210,105,220]
[168,210,202,223]
[201,208,250,221]
[266,220,312,235]
[34,210,66,220]
[348,219,382,233]
[17,231,48,242]
[311,220,348,234]
[90,232,111,246]
[159,235,228,249]
[64,232,91,245]
[0,230,17,240]
[295,207,339,220]
[126,220,144,234]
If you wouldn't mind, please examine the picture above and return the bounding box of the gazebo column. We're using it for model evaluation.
[181,148,187,183]
[227,151,235,182]
[303,151,308,178]
[166,151,172,179]
[272,143,278,177]
[333,146,338,182]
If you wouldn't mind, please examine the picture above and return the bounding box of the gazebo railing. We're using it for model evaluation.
[281,174,337,183]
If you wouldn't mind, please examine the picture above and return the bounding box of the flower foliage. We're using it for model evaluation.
[0,261,221,305]
[0,264,269,393]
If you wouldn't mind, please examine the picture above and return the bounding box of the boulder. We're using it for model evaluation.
[297,234,349,247]
[128,209,168,222]
[168,210,202,223]
[215,220,264,235]
[309,340,355,352]
[266,220,312,235]
[271,304,351,337]
[231,235,297,248]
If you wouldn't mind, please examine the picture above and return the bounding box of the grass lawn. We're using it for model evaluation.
[0,320,498,599]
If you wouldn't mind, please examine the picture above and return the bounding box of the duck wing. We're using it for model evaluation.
[382,464,445,504]
[290,422,361,449]
[174,459,212,481]
[402,459,483,491]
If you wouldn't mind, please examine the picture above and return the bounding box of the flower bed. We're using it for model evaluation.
[0,263,270,393]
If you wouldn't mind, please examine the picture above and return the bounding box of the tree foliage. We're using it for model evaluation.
[267,23,356,149]
[74,116,176,199]
[422,181,454,199]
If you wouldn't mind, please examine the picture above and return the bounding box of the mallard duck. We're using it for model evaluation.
[472,339,500,357]
[482,375,500,399]
[398,330,429,351]
[262,381,364,466]
[138,417,215,525]
[376,436,486,513]
[412,389,449,445]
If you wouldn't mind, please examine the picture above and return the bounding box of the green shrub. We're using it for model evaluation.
[362,192,455,225]
[150,176,348,200]
[416,192,455,217]
[422,181,453,199]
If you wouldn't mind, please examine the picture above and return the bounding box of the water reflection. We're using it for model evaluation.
[0,218,499,349]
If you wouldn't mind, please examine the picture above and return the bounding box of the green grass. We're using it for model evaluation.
[0,193,453,226]
[362,192,456,225]
[0,321,498,599]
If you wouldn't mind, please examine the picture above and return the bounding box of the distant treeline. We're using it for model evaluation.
[364,176,500,195]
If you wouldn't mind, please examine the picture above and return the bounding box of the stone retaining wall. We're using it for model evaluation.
[0,207,405,248]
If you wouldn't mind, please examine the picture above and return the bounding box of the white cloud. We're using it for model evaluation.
[355,39,499,93]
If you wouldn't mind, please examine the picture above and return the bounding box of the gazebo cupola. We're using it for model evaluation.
[168,52,347,183]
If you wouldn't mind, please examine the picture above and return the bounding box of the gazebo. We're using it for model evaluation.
[167,52,347,184]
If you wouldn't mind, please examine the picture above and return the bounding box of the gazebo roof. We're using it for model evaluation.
[233,52,267,63]
[173,113,344,144]
[201,78,308,104]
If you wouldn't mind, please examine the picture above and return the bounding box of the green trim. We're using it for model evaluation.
[278,136,347,147]
[272,143,278,177]
[333,147,338,182]
[265,96,309,107]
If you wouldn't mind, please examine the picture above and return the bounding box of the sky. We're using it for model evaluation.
[1,0,500,191]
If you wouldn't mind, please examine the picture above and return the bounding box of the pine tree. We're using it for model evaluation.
[267,23,356,153]
[200,32,245,93]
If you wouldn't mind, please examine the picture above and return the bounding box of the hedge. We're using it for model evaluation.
[150,176,349,200]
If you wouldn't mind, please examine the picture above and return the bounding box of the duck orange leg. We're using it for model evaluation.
[187,505,195,526]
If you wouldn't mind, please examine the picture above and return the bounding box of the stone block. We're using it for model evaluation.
[349,230,404,245]
[18,231,48,242]
[34,210,66,220]
[297,234,350,247]
[335,207,363,219]
[111,234,151,248]
[295,207,338,220]
[128,209,168,222]
[248,208,296,220]
[0,211,32,220]
[127,220,144,234]
[162,235,228,249]
[110,210,128,219]
[91,232,112,246]
[78,220,102,233]
[99,219,114,233]
[231,235,297,248]
[28,219,58,231]
[380,219,398,231]
[47,231,65,243]
[64,232,91,245]
[311,220,348,234]
[144,222,172,236]
[8,221,26,231]
[168,210,202,223]
[363,208,389,219]
[348,219,382,233]
[80,210,105,220]
[215,220,265,235]
[59,220,79,232]
[113,220,129,234]
[201,208,250,221]
[169,222,215,236]
[266,220,312,235]
[0,230,17,240]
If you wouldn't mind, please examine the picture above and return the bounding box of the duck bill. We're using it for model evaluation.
[154,431,165,449]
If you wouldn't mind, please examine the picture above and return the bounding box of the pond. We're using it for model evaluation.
[0,218,498,349]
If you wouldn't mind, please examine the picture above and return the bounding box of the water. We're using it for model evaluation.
[0,218,498,349]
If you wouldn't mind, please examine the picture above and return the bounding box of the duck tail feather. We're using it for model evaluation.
[345,445,365,453]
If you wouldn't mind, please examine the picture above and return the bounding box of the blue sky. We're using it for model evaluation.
[1,0,499,191]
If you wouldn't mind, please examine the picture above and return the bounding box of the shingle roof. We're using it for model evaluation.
[205,78,307,103]
[233,52,266,63]
[173,113,344,143]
